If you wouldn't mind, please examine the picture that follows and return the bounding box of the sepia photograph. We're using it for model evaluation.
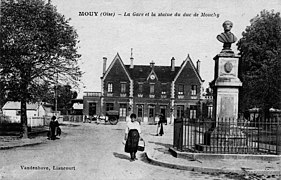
[1,0,281,179]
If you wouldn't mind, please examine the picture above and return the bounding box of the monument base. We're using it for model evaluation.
[210,122,247,146]
[195,144,254,154]
[196,121,248,153]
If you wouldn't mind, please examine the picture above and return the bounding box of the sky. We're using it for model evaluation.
[51,0,281,97]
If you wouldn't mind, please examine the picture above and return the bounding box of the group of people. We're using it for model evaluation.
[124,113,167,161]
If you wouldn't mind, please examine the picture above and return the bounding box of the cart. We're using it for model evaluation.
[105,110,119,125]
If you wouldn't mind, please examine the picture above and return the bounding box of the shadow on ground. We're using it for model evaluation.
[113,152,132,161]
[148,141,171,149]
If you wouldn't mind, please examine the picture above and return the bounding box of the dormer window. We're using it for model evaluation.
[150,83,155,94]
[191,85,197,95]
[138,83,143,93]
[161,83,167,95]
[108,82,113,92]
[178,84,184,95]
[120,82,126,93]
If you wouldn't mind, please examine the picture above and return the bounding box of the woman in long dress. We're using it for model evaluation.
[49,116,59,140]
[124,113,142,161]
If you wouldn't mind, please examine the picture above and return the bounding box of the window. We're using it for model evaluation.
[108,82,113,92]
[207,106,213,118]
[150,83,155,94]
[161,83,167,95]
[138,83,143,93]
[121,83,126,93]
[106,103,114,111]
[178,84,184,95]
[190,105,197,119]
[119,104,127,117]
[191,85,197,95]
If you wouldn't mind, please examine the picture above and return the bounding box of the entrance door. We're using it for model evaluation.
[89,103,96,116]
[119,104,127,121]
[148,105,155,124]
[160,105,167,118]
[176,105,184,119]
[137,104,143,122]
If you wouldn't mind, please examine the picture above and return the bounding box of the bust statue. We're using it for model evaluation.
[217,20,237,52]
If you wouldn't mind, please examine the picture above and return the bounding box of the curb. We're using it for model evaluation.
[144,151,281,176]
[0,141,46,150]
[0,137,48,150]
[169,147,281,161]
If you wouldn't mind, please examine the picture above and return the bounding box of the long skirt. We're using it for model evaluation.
[159,123,164,135]
[125,129,140,153]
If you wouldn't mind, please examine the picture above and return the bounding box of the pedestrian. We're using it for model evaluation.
[155,114,160,135]
[157,113,166,136]
[124,113,142,161]
[49,116,59,140]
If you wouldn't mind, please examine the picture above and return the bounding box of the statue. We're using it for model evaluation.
[217,20,237,52]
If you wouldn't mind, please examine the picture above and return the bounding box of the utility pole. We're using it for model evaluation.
[55,70,58,116]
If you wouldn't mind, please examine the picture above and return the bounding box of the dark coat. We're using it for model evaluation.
[49,120,59,140]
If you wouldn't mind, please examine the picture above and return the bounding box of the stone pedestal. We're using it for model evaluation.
[212,53,246,151]
[196,52,248,153]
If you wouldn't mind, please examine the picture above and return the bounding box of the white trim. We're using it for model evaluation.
[171,81,175,98]
[129,79,134,97]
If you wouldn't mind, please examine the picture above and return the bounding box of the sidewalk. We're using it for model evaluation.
[0,126,49,150]
[142,123,281,177]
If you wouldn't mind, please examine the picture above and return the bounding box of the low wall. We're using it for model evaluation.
[0,116,47,127]
[62,115,83,122]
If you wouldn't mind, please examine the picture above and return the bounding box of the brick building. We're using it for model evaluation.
[95,53,204,124]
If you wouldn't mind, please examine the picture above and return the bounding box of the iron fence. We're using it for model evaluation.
[174,112,281,155]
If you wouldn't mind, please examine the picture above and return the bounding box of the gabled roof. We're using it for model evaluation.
[2,101,40,110]
[105,53,203,83]
[146,69,158,81]
[103,53,132,81]
[125,65,181,82]
[173,54,204,83]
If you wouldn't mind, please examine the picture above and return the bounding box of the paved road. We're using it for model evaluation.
[0,122,243,180]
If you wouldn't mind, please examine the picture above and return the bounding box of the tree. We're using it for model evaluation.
[0,0,82,138]
[237,10,281,115]
[56,84,78,115]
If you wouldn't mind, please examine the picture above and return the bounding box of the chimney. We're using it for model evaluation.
[103,57,107,75]
[130,48,134,69]
[150,60,155,69]
[171,57,175,71]
[196,59,200,74]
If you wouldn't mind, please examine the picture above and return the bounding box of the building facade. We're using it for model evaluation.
[96,53,204,124]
